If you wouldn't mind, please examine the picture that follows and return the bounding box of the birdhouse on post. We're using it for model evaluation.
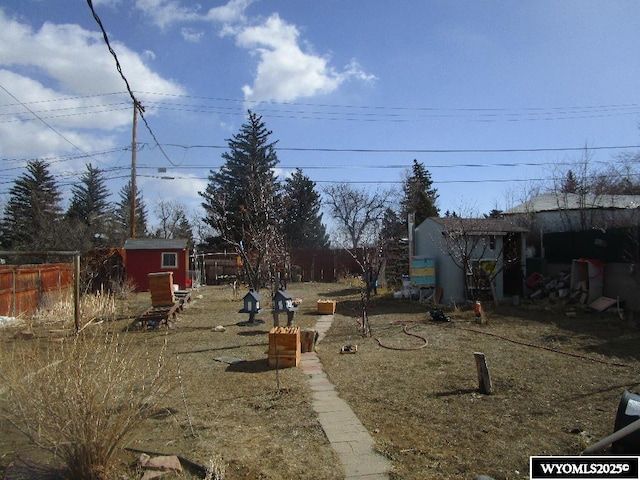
[272,289,297,327]
[238,289,263,325]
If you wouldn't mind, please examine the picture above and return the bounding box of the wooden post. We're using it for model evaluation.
[474,352,493,394]
[73,252,81,334]
[130,101,138,239]
[300,329,317,353]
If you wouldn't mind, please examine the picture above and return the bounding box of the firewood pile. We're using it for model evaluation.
[525,271,619,316]
[527,271,573,302]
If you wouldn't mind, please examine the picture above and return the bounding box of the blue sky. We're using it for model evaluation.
[1,0,640,235]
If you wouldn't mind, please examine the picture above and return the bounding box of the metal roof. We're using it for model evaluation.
[505,193,640,214]
[123,238,189,250]
[427,217,528,234]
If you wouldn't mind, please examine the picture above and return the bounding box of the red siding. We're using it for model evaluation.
[125,249,188,291]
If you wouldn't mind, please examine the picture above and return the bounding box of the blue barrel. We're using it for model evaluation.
[612,390,640,454]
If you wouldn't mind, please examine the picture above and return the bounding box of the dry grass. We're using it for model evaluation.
[0,329,173,480]
[319,289,640,479]
[0,281,639,480]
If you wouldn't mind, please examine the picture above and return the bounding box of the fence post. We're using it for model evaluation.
[11,268,16,317]
[74,253,81,334]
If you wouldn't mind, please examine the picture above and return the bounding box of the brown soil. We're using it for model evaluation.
[1,282,639,480]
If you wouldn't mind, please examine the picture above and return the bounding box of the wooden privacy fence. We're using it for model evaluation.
[0,263,74,318]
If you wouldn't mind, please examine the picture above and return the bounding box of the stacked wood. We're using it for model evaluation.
[527,271,572,301]
[268,325,301,368]
[316,299,336,314]
[148,272,175,307]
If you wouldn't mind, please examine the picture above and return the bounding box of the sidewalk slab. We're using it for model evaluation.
[303,315,391,480]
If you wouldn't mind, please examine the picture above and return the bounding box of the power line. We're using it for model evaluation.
[134,90,640,116]
[86,0,179,167]
[0,84,106,165]
[154,142,640,155]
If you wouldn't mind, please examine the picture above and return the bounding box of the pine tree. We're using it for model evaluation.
[67,163,113,247]
[199,111,283,291]
[282,168,329,249]
[401,159,439,226]
[560,170,580,194]
[115,181,148,240]
[1,159,63,250]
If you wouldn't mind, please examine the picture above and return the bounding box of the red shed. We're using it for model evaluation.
[123,238,189,291]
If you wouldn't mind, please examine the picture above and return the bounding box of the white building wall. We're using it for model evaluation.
[414,219,507,304]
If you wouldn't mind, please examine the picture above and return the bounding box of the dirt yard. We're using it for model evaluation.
[1,281,639,480]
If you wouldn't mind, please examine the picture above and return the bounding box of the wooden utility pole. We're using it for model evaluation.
[130,101,138,238]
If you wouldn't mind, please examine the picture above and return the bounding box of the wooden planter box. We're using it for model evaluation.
[316,300,336,314]
[268,326,301,368]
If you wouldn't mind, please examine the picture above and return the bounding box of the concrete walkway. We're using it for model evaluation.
[300,316,392,479]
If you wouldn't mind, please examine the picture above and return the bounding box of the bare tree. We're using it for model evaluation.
[324,183,390,249]
[152,198,193,241]
[324,183,391,299]
[436,217,522,302]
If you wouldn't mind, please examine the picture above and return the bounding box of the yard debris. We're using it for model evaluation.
[526,271,572,302]
[136,453,183,478]
[589,296,617,313]
[526,270,621,315]
[340,344,358,354]
[429,308,451,322]
[214,356,245,365]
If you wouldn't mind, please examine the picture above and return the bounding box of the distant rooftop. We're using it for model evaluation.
[426,217,528,234]
[505,193,640,214]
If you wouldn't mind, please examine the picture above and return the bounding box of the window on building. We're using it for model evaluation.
[161,252,178,268]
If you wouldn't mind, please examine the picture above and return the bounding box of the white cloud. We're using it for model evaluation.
[141,174,208,214]
[236,14,376,103]
[181,28,204,43]
[128,1,374,103]
[92,0,122,7]
[143,49,157,61]
[203,0,254,25]
[0,72,117,170]
[133,0,253,32]
[0,10,185,158]
[133,0,201,29]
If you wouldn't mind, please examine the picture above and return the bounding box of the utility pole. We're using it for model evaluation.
[130,100,138,238]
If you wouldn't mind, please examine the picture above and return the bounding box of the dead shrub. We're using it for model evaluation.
[0,329,173,480]
[29,290,120,330]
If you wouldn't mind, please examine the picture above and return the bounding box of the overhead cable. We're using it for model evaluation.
[86,0,179,166]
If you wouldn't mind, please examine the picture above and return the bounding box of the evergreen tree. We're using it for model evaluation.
[401,159,439,226]
[176,214,194,244]
[485,209,504,219]
[381,207,405,241]
[115,181,148,240]
[1,159,63,250]
[560,170,580,194]
[282,168,329,249]
[199,111,283,291]
[67,163,113,246]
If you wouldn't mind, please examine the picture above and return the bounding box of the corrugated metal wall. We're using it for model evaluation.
[0,263,73,317]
